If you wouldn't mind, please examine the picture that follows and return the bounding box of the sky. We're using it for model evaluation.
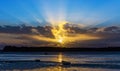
[0,0,120,27]
[0,0,120,48]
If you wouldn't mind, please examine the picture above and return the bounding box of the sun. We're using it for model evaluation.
[58,38,63,43]
[51,21,67,44]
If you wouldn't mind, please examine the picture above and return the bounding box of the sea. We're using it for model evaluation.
[0,52,120,71]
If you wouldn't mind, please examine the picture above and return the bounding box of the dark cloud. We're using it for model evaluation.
[0,25,120,48]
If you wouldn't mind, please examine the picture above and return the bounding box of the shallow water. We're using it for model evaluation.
[0,52,120,71]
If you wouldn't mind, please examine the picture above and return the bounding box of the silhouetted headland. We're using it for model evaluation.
[2,46,120,52]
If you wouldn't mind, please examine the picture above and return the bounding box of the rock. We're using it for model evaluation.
[61,61,71,66]
[35,59,41,62]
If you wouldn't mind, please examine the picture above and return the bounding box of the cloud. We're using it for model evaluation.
[0,25,120,48]
[0,33,58,47]
[0,33,29,45]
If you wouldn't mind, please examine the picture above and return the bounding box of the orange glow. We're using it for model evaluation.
[58,53,62,62]
[29,21,100,47]
[51,21,67,44]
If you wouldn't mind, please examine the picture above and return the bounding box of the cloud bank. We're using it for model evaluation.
[0,25,120,48]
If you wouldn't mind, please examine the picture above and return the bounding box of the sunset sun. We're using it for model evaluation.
[51,21,67,44]
[58,38,63,43]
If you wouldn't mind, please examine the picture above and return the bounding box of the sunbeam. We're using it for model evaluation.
[0,0,120,47]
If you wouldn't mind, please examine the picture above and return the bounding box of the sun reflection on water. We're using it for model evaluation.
[58,53,63,62]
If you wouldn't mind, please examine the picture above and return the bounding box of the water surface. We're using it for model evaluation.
[0,52,120,71]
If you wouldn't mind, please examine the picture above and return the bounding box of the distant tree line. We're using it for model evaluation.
[3,46,120,52]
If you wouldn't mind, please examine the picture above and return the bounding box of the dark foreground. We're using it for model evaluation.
[0,52,120,71]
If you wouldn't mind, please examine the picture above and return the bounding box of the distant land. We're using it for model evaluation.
[2,46,120,52]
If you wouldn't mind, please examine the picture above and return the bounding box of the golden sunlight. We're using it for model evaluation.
[29,21,100,47]
[58,53,62,62]
[58,38,63,43]
[51,21,67,44]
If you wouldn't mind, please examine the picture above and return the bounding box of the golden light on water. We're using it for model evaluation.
[58,53,62,62]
